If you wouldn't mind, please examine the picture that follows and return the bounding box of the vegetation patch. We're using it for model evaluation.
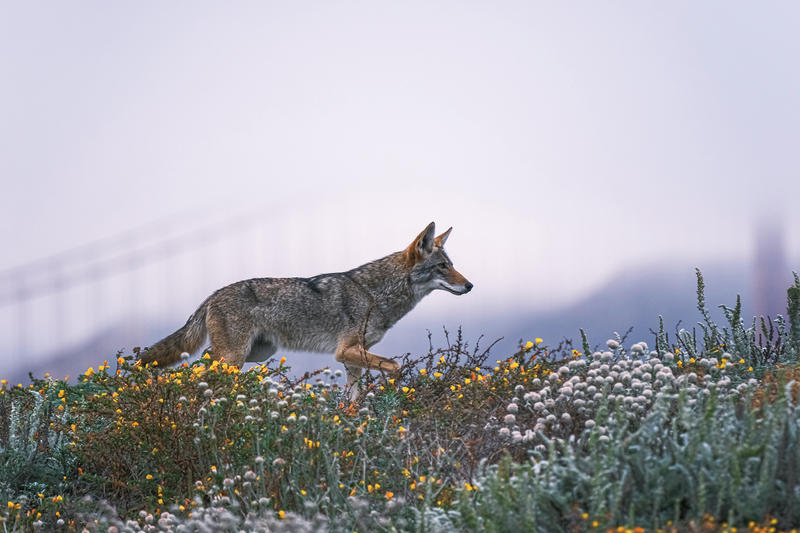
[2,271,800,532]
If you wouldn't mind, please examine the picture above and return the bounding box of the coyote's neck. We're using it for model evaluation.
[347,252,425,327]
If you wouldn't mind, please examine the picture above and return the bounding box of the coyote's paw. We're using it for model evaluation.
[380,360,401,374]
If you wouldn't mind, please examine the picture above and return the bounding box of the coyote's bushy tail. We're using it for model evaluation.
[139,302,209,367]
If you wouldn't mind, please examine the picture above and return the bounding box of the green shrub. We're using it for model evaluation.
[441,381,800,532]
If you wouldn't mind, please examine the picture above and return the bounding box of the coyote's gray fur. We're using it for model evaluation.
[140,222,473,391]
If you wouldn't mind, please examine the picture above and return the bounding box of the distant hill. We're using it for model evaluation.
[431,261,760,357]
[499,261,756,353]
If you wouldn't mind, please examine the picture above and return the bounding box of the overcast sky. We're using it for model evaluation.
[2,2,799,359]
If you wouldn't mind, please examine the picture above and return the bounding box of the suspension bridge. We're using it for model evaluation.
[0,202,416,382]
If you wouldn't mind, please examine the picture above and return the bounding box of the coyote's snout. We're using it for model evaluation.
[140,222,472,395]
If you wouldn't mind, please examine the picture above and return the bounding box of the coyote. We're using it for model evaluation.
[140,222,473,391]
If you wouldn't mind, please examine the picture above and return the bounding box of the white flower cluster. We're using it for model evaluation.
[496,341,759,444]
[62,501,330,533]
[190,375,339,432]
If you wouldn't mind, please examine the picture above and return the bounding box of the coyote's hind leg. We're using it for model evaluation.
[205,310,251,367]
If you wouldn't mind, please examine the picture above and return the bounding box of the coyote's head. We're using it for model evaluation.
[405,222,473,296]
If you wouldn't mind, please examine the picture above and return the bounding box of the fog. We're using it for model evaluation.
[2,2,799,379]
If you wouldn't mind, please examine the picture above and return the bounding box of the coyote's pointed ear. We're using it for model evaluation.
[408,221,436,259]
[434,227,452,248]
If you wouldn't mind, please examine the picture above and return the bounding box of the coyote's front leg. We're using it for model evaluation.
[335,338,401,401]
